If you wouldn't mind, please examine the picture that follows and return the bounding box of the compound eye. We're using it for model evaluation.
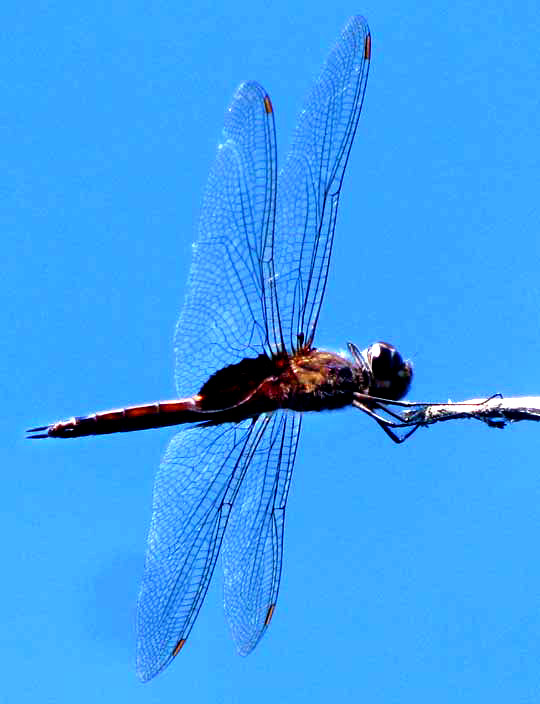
[369,342,402,379]
[366,341,413,401]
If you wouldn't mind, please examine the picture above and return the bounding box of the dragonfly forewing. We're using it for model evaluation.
[139,14,372,680]
[222,411,301,654]
[273,15,371,351]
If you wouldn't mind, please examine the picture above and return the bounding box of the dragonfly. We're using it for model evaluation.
[28,15,414,681]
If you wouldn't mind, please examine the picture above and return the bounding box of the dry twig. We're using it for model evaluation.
[401,395,540,430]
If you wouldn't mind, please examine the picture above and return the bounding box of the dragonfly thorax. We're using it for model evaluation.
[270,348,365,413]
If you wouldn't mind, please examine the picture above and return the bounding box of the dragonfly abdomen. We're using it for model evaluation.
[28,397,205,438]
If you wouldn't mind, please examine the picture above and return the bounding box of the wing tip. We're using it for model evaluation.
[264,603,276,626]
[172,638,187,657]
[136,642,185,682]
[364,33,372,61]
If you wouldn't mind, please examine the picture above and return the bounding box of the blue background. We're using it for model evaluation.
[5,1,540,701]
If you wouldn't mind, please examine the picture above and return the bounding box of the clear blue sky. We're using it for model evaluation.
[5,1,540,701]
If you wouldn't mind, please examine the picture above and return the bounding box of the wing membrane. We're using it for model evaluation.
[174,81,277,397]
[175,16,371,397]
[272,15,371,350]
[137,419,264,680]
[222,412,301,654]
[141,15,372,680]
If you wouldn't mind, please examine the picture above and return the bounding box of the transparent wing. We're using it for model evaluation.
[271,15,371,351]
[137,419,261,681]
[222,411,301,654]
[174,81,277,398]
[175,16,371,396]
[136,413,300,681]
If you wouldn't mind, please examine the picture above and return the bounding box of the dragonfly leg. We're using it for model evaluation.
[353,392,433,409]
[352,398,422,444]
[373,417,421,444]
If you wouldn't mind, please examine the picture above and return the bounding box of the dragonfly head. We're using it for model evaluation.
[348,341,413,400]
